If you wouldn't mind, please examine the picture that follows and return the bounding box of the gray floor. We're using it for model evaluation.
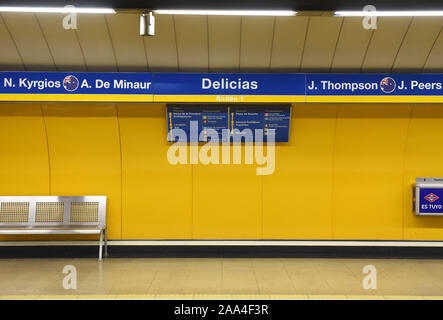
[1,258,443,299]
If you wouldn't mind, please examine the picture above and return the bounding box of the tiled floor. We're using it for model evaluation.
[1,258,443,299]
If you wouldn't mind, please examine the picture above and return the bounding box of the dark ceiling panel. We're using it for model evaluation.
[0,10,441,73]
[1,0,443,11]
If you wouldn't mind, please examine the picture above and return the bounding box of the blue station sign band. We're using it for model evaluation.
[0,72,443,103]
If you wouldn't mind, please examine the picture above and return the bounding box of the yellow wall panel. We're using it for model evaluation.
[404,105,443,240]
[193,159,262,239]
[0,104,50,241]
[42,104,122,239]
[118,104,192,239]
[262,105,337,239]
[332,104,411,239]
[0,104,49,195]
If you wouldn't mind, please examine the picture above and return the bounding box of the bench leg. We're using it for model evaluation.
[98,230,103,262]
[104,228,108,257]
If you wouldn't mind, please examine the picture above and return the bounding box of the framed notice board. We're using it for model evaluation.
[166,104,291,143]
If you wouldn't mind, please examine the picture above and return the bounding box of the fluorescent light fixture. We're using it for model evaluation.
[335,11,443,17]
[0,7,116,14]
[154,9,296,16]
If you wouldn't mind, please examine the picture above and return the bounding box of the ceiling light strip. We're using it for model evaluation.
[153,9,297,16]
[0,7,116,14]
[335,11,443,17]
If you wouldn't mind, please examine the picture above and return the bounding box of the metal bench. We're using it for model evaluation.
[0,196,107,261]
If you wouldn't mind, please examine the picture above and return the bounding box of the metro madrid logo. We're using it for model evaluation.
[380,77,396,93]
[424,193,439,203]
[63,75,79,92]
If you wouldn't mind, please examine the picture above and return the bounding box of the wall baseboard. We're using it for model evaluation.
[2,240,443,258]
[2,240,443,247]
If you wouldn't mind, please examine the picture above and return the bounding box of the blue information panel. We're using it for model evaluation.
[167,105,291,143]
[167,105,229,142]
[230,106,291,142]
[418,188,443,214]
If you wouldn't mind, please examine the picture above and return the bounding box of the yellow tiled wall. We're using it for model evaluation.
[1,102,443,240]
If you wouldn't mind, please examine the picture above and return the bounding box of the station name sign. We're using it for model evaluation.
[0,72,442,103]
[153,73,305,103]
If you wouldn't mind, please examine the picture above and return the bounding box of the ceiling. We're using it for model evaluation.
[2,0,443,11]
[0,12,442,73]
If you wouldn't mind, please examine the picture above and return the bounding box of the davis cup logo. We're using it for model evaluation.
[380,77,396,93]
[63,75,79,92]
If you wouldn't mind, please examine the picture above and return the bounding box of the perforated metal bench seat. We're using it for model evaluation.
[0,227,103,234]
[0,196,107,261]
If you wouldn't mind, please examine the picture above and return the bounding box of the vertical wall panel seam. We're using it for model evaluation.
[329,17,345,72]
[330,105,340,239]
[141,15,151,71]
[401,106,414,240]
[104,15,119,72]
[298,16,310,72]
[206,16,210,72]
[238,17,243,72]
[261,170,264,239]
[73,29,88,71]
[172,16,180,72]
[116,105,123,240]
[192,164,194,239]
[391,17,414,72]
[0,13,27,71]
[34,14,57,71]
[422,26,443,71]
[142,37,150,71]
[267,17,277,73]
[359,28,375,73]
[40,105,51,195]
